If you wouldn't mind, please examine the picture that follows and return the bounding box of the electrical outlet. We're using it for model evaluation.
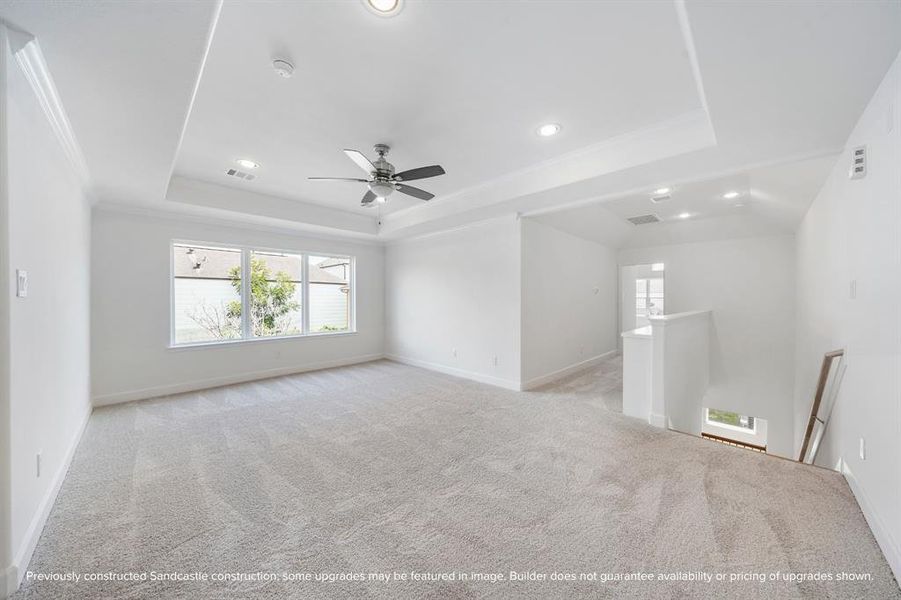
[492,355,498,366]
[849,279,857,300]
[36,452,41,478]
[859,438,866,461]
[452,348,457,358]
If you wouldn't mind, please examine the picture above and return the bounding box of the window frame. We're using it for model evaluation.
[635,277,664,319]
[169,239,356,348]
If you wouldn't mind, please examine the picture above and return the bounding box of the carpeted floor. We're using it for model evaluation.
[13,357,899,599]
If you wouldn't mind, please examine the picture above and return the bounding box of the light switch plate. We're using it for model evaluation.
[16,269,27,298]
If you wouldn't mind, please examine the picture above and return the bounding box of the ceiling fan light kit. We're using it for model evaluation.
[363,0,404,17]
[309,144,445,208]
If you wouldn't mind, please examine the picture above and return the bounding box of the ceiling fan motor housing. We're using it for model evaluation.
[369,180,395,199]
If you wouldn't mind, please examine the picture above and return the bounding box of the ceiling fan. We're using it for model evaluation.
[308,144,445,207]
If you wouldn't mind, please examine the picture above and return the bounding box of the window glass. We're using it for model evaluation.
[309,255,351,333]
[172,244,354,345]
[706,408,756,431]
[173,244,242,343]
[249,251,303,337]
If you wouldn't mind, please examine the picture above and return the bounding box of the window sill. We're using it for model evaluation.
[168,330,358,350]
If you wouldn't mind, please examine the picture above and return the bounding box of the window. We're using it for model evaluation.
[636,277,664,318]
[173,244,243,344]
[705,408,756,433]
[309,255,351,333]
[171,242,354,345]
[249,251,303,337]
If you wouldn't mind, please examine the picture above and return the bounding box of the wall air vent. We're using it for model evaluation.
[226,168,256,181]
[627,214,661,225]
[848,145,866,180]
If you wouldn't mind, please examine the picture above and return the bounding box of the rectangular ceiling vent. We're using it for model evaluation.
[627,214,661,225]
[650,194,671,204]
[226,168,256,182]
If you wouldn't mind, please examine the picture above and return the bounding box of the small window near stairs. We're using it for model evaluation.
[702,407,768,452]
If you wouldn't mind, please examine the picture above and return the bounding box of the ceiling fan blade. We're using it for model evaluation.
[343,149,376,175]
[308,177,369,182]
[396,183,435,201]
[361,190,377,206]
[394,165,445,182]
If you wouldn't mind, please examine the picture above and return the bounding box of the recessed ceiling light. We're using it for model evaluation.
[654,187,671,195]
[723,191,740,199]
[537,123,562,137]
[272,59,294,79]
[678,212,691,219]
[236,159,259,169]
[364,0,403,16]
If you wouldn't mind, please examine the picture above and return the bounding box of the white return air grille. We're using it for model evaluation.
[627,214,661,225]
[226,168,256,181]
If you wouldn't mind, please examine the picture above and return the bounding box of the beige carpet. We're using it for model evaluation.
[13,357,899,599]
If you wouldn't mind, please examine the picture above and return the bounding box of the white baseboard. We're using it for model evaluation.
[842,462,901,587]
[520,350,619,391]
[385,354,521,391]
[7,404,91,597]
[2,564,16,599]
[92,354,385,406]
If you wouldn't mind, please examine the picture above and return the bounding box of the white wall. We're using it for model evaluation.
[1,27,92,595]
[0,26,12,595]
[619,235,796,457]
[385,217,521,389]
[521,218,618,386]
[794,52,900,581]
[651,311,710,436]
[90,208,384,404]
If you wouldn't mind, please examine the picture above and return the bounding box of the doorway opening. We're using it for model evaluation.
[620,263,665,340]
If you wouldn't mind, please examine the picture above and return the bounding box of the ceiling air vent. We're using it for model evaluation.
[226,168,256,182]
[650,194,671,204]
[627,214,661,225]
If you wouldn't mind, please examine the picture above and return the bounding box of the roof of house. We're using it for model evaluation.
[173,245,346,284]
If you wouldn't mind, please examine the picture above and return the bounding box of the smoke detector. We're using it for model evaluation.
[272,59,295,79]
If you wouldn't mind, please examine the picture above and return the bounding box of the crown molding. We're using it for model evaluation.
[4,23,92,197]
[93,200,385,248]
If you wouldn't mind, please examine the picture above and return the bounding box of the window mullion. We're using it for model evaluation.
[242,249,252,339]
[302,253,310,335]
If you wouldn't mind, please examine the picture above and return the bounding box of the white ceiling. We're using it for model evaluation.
[173,0,701,216]
[2,0,900,243]
[0,0,217,205]
[531,154,837,249]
